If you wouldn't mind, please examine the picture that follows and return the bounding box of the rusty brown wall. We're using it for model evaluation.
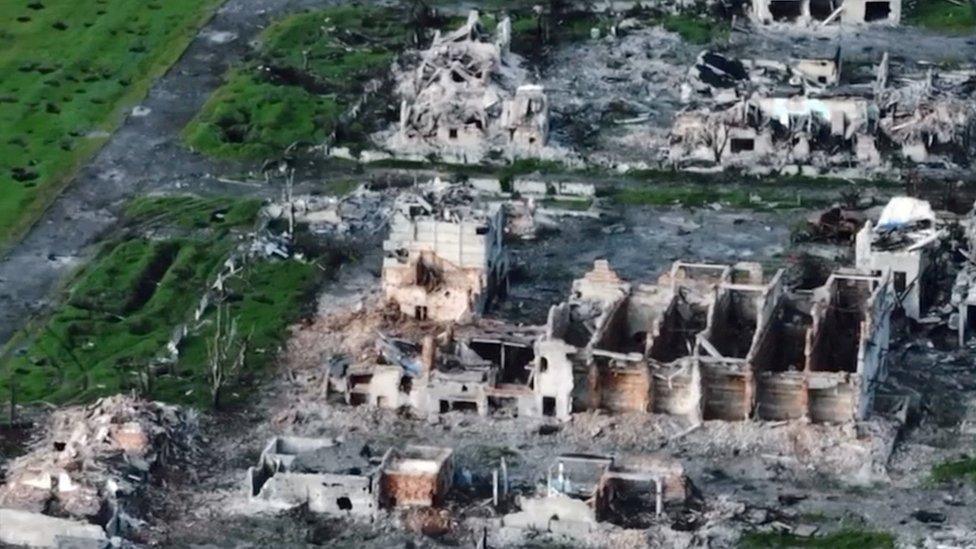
[755,374,806,420]
[380,472,439,508]
[808,382,856,423]
[701,366,751,421]
[599,368,651,413]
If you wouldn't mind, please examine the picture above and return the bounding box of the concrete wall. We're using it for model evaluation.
[0,508,107,548]
[752,0,901,25]
[535,338,577,419]
[856,223,930,320]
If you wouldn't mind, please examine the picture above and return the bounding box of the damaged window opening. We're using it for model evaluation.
[415,306,428,321]
[542,397,556,417]
[769,1,803,21]
[448,128,458,139]
[730,138,755,153]
[452,401,478,413]
[894,271,907,294]
[810,0,835,20]
[864,1,892,21]
[336,497,353,511]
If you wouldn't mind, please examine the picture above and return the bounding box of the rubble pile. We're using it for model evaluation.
[671,45,976,172]
[384,10,556,163]
[0,395,198,523]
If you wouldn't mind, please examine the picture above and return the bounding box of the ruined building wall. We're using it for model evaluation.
[752,0,901,25]
[750,300,813,420]
[595,364,651,413]
[382,207,507,321]
[855,222,931,320]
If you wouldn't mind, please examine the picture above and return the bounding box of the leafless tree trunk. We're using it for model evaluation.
[208,305,248,410]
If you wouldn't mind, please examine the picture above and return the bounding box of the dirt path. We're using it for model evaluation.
[0,0,337,346]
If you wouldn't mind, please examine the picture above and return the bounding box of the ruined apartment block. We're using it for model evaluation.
[856,197,943,320]
[536,259,895,423]
[672,45,976,170]
[249,436,453,516]
[382,181,509,322]
[752,0,901,25]
[332,320,541,416]
[392,11,550,162]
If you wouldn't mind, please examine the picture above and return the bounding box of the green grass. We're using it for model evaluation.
[184,6,413,160]
[166,259,321,406]
[183,70,343,159]
[931,455,976,483]
[124,195,263,230]
[0,0,222,250]
[905,1,975,33]
[0,195,325,408]
[540,198,593,211]
[660,13,729,44]
[739,529,896,549]
[609,185,810,210]
[0,237,235,404]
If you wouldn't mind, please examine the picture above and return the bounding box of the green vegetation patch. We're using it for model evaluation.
[609,185,810,210]
[739,529,896,549]
[166,259,321,406]
[905,0,975,33]
[0,195,327,408]
[931,455,976,483]
[1,237,235,404]
[184,6,413,160]
[0,0,222,249]
[124,195,263,230]
[660,13,728,45]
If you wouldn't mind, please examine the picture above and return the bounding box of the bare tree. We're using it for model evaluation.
[703,123,730,164]
[208,305,249,410]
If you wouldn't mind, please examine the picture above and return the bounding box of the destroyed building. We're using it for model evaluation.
[329,320,541,417]
[856,197,944,320]
[382,179,509,322]
[535,259,895,423]
[249,436,453,515]
[390,11,551,162]
[751,0,902,26]
[670,90,881,168]
[0,396,197,547]
[502,453,690,534]
[249,436,381,516]
[672,47,976,171]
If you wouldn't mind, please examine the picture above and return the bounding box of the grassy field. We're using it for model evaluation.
[0,195,325,409]
[739,529,896,548]
[184,6,413,159]
[0,0,222,250]
[905,0,975,32]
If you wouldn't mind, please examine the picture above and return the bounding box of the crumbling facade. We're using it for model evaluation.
[751,0,902,25]
[392,11,550,162]
[249,436,380,516]
[535,259,895,423]
[329,320,541,417]
[502,453,690,534]
[249,436,453,515]
[856,197,943,320]
[382,179,509,322]
[672,48,976,171]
